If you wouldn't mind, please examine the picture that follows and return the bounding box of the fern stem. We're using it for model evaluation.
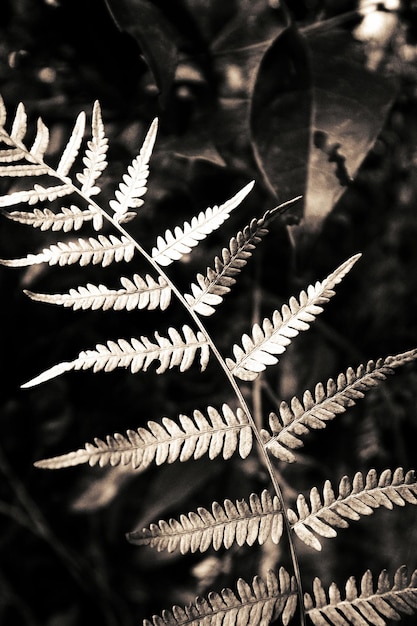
[8,131,306,626]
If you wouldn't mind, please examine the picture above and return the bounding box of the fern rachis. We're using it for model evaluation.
[1,96,417,626]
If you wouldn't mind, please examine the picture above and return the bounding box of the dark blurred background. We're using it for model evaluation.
[1,1,417,624]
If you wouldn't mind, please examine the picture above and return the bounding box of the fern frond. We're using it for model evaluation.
[0,182,74,208]
[0,95,7,129]
[29,117,50,161]
[226,254,361,381]
[23,324,210,387]
[0,234,135,268]
[3,204,101,232]
[0,146,28,162]
[0,102,49,165]
[287,468,417,551]
[151,181,255,266]
[10,102,27,144]
[76,100,108,196]
[143,568,297,626]
[0,163,50,177]
[184,213,270,316]
[34,404,252,470]
[56,111,86,176]
[260,348,417,463]
[25,273,171,311]
[109,118,158,222]
[127,489,283,552]
[305,566,417,626]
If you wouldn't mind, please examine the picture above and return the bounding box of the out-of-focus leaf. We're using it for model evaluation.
[104,0,178,104]
[304,27,397,232]
[250,17,397,235]
[250,24,311,224]
[210,2,291,169]
[70,465,139,513]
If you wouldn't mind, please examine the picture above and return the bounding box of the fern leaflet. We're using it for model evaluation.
[25,273,172,311]
[0,163,50,177]
[23,324,210,387]
[76,100,108,196]
[151,181,255,266]
[3,204,101,232]
[287,468,417,551]
[305,566,417,626]
[143,568,297,626]
[56,111,86,176]
[128,489,282,552]
[34,404,252,470]
[0,100,50,176]
[0,182,74,208]
[0,234,135,268]
[227,254,361,381]
[29,117,50,161]
[11,102,28,142]
[109,118,158,223]
[260,349,417,463]
[184,214,269,316]
[183,198,301,316]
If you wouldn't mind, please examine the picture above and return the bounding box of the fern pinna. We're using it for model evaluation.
[1,96,417,626]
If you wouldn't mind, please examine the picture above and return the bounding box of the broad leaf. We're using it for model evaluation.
[104,0,178,104]
[251,20,398,234]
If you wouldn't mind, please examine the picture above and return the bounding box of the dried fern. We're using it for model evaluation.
[25,273,172,311]
[1,96,417,626]
[3,204,101,232]
[183,215,269,316]
[151,181,255,266]
[34,404,252,470]
[287,468,417,551]
[305,566,417,626]
[128,489,283,552]
[109,118,157,223]
[76,99,108,197]
[0,234,136,268]
[260,349,417,463]
[143,568,297,626]
[23,324,210,388]
[226,254,361,381]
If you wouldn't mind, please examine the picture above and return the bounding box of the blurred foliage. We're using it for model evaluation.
[1,0,417,625]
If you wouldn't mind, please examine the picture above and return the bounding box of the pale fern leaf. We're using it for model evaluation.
[184,213,270,316]
[25,273,171,311]
[151,181,255,266]
[3,204,100,232]
[0,147,28,162]
[0,182,74,207]
[34,404,252,470]
[76,100,108,196]
[260,349,417,463]
[56,111,86,176]
[287,468,417,551]
[0,163,50,177]
[0,95,6,129]
[22,324,210,387]
[226,254,361,381]
[109,118,158,221]
[142,568,297,626]
[127,489,283,552]
[305,566,417,626]
[29,117,50,161]
[0,234,135,268]
[10,102,27,144]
